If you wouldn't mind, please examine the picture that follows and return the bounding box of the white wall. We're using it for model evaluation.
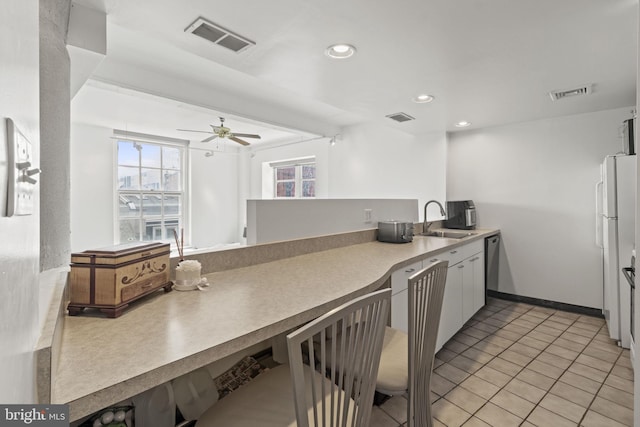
[243,139,331,242]
[72,120,448,250]
[0,0,41,403]
[247,198,418,244]
[248,137,330,200]
[447,107,632,309]
[70,123,113,250]
[70,123,242,251]
[243,122,448,243]
[40,0,71,270]
[249,123,447,219]
[328,123,448,222]
[634,7,640,425]
[190,149,240,249]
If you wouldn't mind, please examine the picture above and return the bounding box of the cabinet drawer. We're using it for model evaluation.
[465,239,484,257]
[121,274,167,301]
[391,260,422,294]
[426,247,464,266]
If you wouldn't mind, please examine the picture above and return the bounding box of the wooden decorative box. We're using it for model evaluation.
[68,242,172,318]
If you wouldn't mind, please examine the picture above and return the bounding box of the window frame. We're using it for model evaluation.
[114,134,189,247]
[271,157,316,199]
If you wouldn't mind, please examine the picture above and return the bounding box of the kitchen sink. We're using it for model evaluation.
[421,230,477,239]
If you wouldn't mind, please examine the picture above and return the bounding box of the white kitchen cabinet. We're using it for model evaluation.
[389,238,486,352]
[469,253,485,312]
[437,261,464,351]
[426,251,462,351]
[462,259,475,321]
[436,239,486,351]
[462,239,485,320]
[391,288,409,333]
[390,260,422,332]
[436,246,465,267]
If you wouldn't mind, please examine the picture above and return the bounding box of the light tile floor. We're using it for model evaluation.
[371,297,634,427]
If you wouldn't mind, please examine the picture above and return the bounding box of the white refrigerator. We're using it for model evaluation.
[597,154,636,348]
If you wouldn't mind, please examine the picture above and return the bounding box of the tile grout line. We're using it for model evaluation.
[511,307,628,426]
[484,301,629,426]
[437,302,551,424]
[575,347,634,426]
[441,300,622,426]
[572,325,622,426]
[377,298,631,427]
[522,321,619,426]
[462,303,559,424]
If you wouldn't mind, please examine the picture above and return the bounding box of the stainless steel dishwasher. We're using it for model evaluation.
[485,234,500,299]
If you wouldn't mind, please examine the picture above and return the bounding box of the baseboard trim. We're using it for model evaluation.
[487,290,603,318]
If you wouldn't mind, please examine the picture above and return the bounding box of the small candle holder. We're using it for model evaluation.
[174,260,202,291]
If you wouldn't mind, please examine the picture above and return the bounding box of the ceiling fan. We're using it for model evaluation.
[177,117,261,146]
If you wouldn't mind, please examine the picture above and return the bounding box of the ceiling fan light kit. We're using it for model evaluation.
[177,117,261,146]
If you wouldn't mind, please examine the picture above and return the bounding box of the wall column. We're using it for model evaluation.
[39,0,71,270]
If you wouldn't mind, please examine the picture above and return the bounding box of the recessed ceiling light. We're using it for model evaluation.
[325,44,356,59]
[455,121,472,128]
[413,94,434,103]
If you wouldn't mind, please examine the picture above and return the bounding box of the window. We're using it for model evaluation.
[117,139,186,244]
[273,158,316,198]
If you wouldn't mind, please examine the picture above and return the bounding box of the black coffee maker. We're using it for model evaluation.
[444,200,476,230]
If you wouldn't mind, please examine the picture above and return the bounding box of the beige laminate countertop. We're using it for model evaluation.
[53,228,498,421]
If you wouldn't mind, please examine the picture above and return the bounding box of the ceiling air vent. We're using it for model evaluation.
[549,84,592,101]
[386,112,415,123]
[185,17,255,53]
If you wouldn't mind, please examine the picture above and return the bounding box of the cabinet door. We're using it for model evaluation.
[465,239,484,259]
[391,288,409,333]
[461,246,485,324]
[462,258,475,321]
[469,253,485,312]
[436,264,464,351]
[390,260,422,332]
[425,252,451,266]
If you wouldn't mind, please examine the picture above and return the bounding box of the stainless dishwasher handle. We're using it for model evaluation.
[622,267,635,288]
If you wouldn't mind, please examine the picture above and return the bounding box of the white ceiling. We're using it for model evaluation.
[72,0,638,139]
[72,80,318,148]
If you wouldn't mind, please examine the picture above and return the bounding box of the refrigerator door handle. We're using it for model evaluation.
[596,180,603,248]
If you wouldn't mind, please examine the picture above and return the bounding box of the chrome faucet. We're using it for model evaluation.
[423,200,446,233]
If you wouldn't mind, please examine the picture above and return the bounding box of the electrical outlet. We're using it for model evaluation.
[364,208,372,223]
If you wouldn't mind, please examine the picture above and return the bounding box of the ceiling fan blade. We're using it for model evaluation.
[177,129,213,134]
[229,136,251,146]
[232,133,261,139]
[201,135,218,143]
